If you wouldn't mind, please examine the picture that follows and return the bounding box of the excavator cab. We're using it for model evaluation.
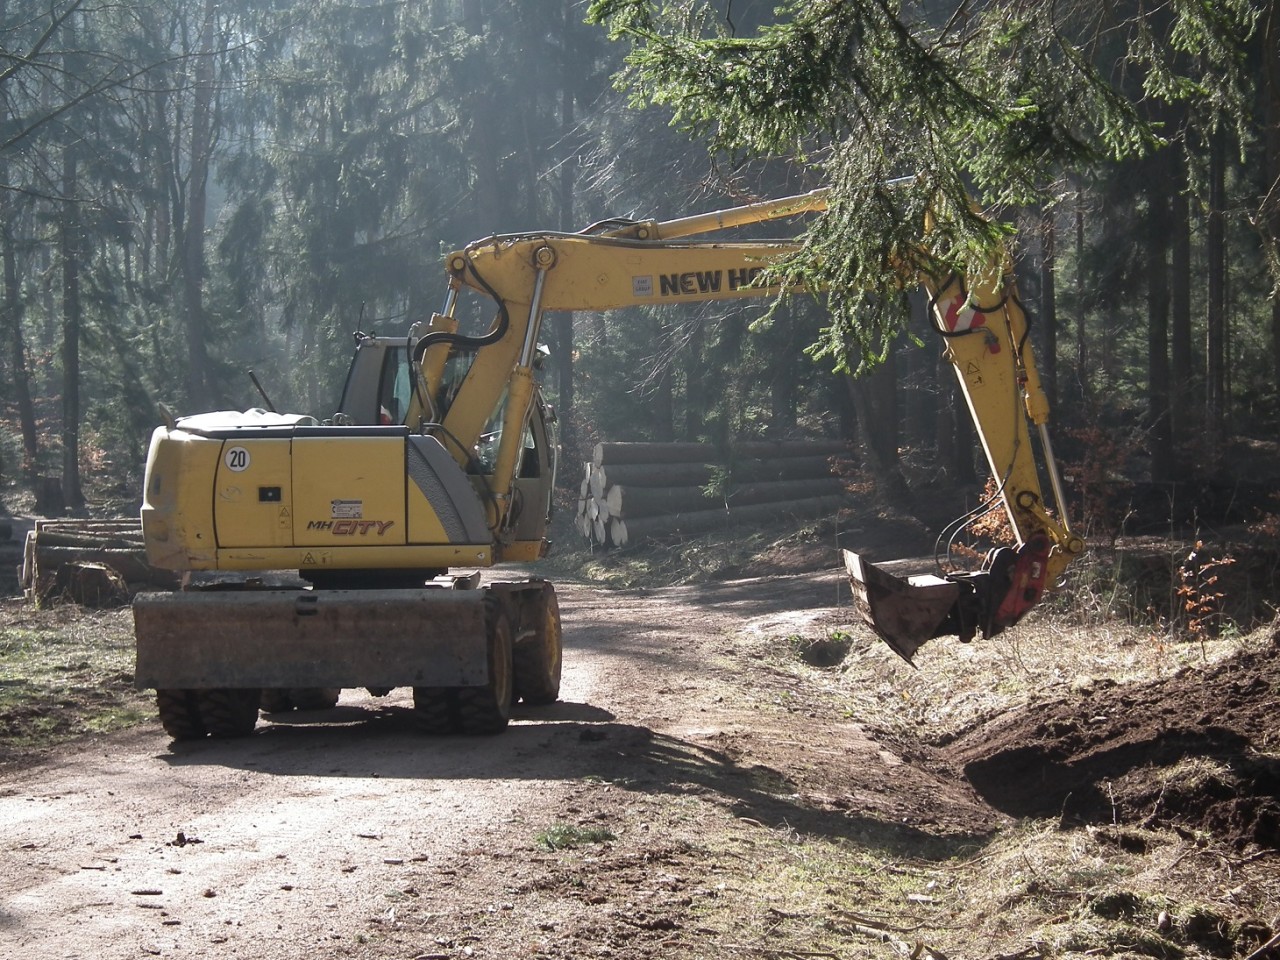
[333,329,558,551]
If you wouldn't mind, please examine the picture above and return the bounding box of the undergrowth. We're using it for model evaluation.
[0,600,150,760]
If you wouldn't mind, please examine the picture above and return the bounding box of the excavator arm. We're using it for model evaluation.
[848,262,1084,660]
[416,188,1083,659]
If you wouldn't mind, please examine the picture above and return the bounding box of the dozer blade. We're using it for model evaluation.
[844,550,976,663]
[133,588,492,690]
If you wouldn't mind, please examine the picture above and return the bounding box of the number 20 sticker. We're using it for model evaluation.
[225,446,251,472]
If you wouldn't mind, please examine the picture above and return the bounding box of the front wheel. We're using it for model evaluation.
[197,689,260,738]
[514,583,562,706]
[156,689,205,741]
[413,598,513,735]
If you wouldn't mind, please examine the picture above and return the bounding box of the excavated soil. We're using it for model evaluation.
[944,638,1280,850]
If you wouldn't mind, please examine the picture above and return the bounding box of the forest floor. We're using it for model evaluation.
[1,515,1278,960]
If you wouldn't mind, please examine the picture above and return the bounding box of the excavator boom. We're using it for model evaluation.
[436,191,1083,660]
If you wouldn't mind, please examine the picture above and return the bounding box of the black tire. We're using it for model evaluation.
[413,599,513,735]
[197,689,260,738]
[412,687,454,734]
[156,689,206,741]
[455,601,513,734]
[514,583,562,706]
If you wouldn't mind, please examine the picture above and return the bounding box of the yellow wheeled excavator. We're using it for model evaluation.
[133,187,1084,740]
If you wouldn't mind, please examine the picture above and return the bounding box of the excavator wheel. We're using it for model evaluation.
[156,689,206,741]
[260,688,342,714]
[412,597,513,735]
[513,583,562,706]
[411,688,454,734]
[197,689,261,738]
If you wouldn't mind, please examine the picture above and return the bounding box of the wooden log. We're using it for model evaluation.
[729,440,848,460]
[33,544,174,586]
[598,461,716,489]
[34,518,141,536]
[725,477,845,507]
[729,455,837,483]
[592,516,608,544]
[593,441,712,467]
[42,561,130,608]
[596,455,835,496]
[589,464,606,500]
[605,484,718,519]
[613,495,844,543]
[607,476,846,519]
[29,528,144,549]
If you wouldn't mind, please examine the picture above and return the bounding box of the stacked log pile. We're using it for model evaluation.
[575,440,848,548]
[21,518,178,607]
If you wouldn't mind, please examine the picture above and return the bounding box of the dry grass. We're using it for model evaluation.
[0,598,150,758]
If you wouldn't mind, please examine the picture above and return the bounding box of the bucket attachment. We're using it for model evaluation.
[845,535,1052,663]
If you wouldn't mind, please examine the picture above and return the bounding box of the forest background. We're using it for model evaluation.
[1,0,1277,533]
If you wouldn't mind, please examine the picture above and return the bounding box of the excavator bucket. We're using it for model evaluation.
[845,535,1054,663]
[845,551,969,662]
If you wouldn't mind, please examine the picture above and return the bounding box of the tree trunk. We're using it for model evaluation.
[1146,168,1172,482]
[181,0,219,409]
[553,0,577,466]
[902,290,934,451]
[1205,130,1228,447]
[1039,205,1057,409]
[652,319,675,441]
[1263,0,1280,399]
[59,16,83,512]
[684,318,706,440]
[1,210,38,480]
[1074,191,1090,405]
[1170,158,1193,449]
[844,361,910,507]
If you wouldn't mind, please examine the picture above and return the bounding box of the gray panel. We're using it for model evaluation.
[406,435,490,543]
[134,589,489,688]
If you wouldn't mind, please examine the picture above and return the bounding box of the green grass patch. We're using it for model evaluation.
[0,599,151,758]
[535,821,617,851]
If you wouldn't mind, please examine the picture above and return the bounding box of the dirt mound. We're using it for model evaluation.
[944,636,1280,849]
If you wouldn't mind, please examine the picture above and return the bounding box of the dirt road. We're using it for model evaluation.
[0,571,973,958]
[3,570,1276,960]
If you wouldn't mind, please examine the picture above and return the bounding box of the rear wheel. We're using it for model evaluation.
[514,583,562,705]
[456,601,513,734]
[197,689,260,738]
[156,689,205,741]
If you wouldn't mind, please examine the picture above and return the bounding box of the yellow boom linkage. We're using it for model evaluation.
[425,187,1083,660]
